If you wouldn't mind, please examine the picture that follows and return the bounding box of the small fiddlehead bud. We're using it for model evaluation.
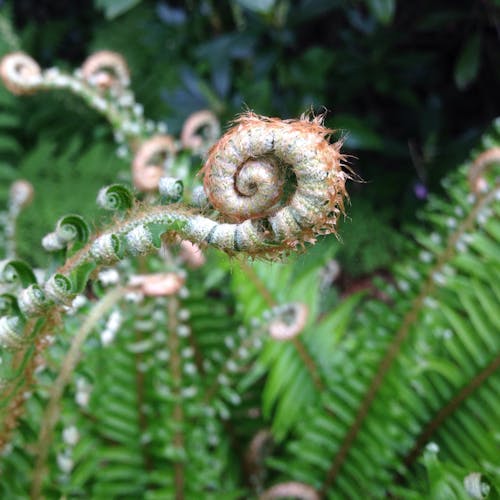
[191,185,209,207]
[129,272,185,296]
[96,184,134,211]
[42,215,90,251]
[132,135,177,191]
[0,260,36,288]
[181,109,220,154]
[18,284,48,317]
[464,473,491,500]
[44,274,74,305]
[158,176,184,203]
[179,240,205,268]
[54,215,90,246]
[9,180,34,209]
[0,52,42,95]
[80,50,130,91]
[125,225,155,256]
[90,233,122,264]
[0,315,23,349]
[268,303,308,341]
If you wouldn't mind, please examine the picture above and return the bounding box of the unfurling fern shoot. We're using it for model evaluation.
[201,112,347,255]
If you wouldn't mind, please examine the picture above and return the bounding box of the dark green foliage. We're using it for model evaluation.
[336,197,404,277]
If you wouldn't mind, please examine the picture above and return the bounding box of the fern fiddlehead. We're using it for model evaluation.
[181,109,220,155]
[4,111,347,327]
[132,135,178,192]
[202,112,347,246]
[80,50,130,92]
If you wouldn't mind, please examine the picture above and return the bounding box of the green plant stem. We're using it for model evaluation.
[239,261,277,308]
[30,287,126,500]
[321,184,500,493]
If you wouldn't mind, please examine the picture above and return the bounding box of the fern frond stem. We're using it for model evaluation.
[403,353,500,470]
[134,322,153,472]
[239,261,277,308]
[4,204,281,366]
[238,261,324,390]
[0,317,53,451]
[188,332,206,375]
[30,287,126,500]
[0,348,35,449]
[291,338,324,390]
[321,184,499,493]
[167,296,185,500]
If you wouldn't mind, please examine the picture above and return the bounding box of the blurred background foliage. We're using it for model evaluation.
[1,0,499,277]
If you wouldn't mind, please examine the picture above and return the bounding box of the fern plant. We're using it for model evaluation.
[0,40,498,500]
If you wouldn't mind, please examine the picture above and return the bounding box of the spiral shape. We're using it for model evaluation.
[18,284,47,317]
[158,176,184,202]
[0,52,42,95]
[132,135,177,191]
[81,50,130,91]
[181,109,220,154]
[0,315,22,349]
[96,184,134,211]
[202,112,347,247]
[269,303,308,341]
[44,274,74,305]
